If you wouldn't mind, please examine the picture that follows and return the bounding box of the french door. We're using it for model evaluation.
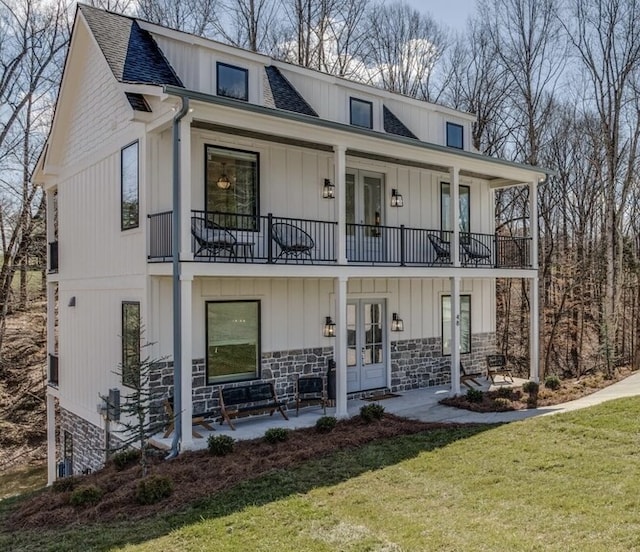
[346,299,387,392]
[346,170,384,262]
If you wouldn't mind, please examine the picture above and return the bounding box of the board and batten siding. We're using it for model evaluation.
[151,277,494,363]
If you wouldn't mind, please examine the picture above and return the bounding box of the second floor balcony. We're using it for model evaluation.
[148,210,533,270]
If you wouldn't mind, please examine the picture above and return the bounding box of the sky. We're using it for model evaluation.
[405,0,478,31]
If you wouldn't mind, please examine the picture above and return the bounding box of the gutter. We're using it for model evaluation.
[167,96,189,459]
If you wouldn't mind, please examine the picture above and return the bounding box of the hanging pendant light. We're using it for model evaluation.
[217,162,232,190]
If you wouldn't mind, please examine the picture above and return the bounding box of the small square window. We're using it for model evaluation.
[217,62,248,101]
[446,122,464,149]
[350,98,373,128]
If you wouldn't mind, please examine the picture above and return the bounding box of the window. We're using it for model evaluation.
[122,302,141,388]
[121,141,139,230]
[206,301,260,383]
[441,295,471,355]
[350,98,373,128]
[217,62,248,101]
[446,122,464,149]
[205,145,259,230]
[441,183,470,234]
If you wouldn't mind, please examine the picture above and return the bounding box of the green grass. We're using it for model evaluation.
[4,398,640,551]
[0,465,46,502]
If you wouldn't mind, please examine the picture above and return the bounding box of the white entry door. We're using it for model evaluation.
[346,170,384,262]
[347,299,387,392]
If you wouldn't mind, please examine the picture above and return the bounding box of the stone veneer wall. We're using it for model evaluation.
[390,332,496,392]
[149,347,335,426]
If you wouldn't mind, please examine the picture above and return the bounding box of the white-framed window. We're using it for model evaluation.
[441,295,471,355]
[206,300,261,384]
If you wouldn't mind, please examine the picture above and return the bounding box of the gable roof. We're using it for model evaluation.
[79,4,182,86]
[264,66,318,117]
[383,106,417,139]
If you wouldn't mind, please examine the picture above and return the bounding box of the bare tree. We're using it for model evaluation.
[136,0,219,37]
[214,0,282,53]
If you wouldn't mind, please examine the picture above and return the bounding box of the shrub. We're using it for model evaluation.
[465,388,484,403]
[315,416,337,433]
[545,375,561,390]
[359,403,385,422]
[69,485,103,506]
[522,381,540,395]
[207,434,235,456]
[135,475,173,505]
[496,386,513,399]
[51,476,79,493]
[111,449,140,471]
[264,427,289,443]
[491,397,513,411]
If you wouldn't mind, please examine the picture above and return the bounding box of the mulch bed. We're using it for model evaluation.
[7,415,467,531]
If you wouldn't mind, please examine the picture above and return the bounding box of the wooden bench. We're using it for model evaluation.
[486,354,514,384]
[219,381,289,430]
[460,361,482,389]
[295,375,327,416]
[163,397,216,439]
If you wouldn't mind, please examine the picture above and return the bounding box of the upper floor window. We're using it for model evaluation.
[217,62,248,101]
[446,122,464,149]
[441,294,471,355]
[350,98,373,129]
[441,183,470,234]
[122,301,141,388]
[205,145,259,230]
[121,141,139,230]
[206,300,260,384]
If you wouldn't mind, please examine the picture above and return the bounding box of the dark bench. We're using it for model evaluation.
[219,381,289,430]
[460,361,482,390]
[295,375,327,416]
[163,397,215,439]
[486,354,514,384]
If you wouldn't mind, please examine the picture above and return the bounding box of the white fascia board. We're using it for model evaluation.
[120,83,168,99]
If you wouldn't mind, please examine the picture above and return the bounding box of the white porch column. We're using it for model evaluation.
[530,276,540,382]
[179,113,193,261]
[449,167,460,266]
[179,274,194,449]
[334,144,347,264]
[450,276,461,394]
[529,180,539,269]
[46,393,56,485]
[334,276,348,417]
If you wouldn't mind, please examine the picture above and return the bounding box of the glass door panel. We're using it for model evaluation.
[347,300,387,392]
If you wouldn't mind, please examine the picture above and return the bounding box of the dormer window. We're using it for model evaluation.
[446,122,464,149]
[350,98,373,129]
[217,62,248,101]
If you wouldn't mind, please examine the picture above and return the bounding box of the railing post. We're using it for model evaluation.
[267,213,273,263]
[494,234,498,268]
[400,225,406,266]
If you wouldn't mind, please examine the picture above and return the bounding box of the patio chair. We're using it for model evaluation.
[191,216,236,259]
[295,375,327,416]
[460,361,482,390]
[460,236,492,266]
[163,396,216,439]
[272,222,314,262]
[428,234,451,263]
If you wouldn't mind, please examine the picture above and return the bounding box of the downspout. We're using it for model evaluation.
[168,96,189,459]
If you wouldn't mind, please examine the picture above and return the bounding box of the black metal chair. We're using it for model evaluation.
[428,234,451,263]
[460,237,492,266]
[272,222,314,262]
[191,216,236,259]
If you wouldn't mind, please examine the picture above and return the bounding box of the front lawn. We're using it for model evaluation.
[3,398,640,551]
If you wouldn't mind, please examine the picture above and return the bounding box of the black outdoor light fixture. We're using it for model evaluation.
[217,162,232,189]
[323,316,336,337]
[391,312,404,332]
[322,178,335,199]
[391,188,403,207]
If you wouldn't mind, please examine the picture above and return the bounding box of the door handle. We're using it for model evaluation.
[361,347,366,363]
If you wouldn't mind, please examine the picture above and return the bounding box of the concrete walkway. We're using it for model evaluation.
[152,371,640,451]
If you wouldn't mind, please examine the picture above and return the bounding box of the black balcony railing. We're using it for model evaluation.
[48,354,59,386]
[49,241,59,273]
[147,211,532,269]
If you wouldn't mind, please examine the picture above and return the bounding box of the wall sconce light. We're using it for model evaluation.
[323,316,336,337]
[322,178,335,199]
[391,189,403,207]
[68,296,76,307]
[391,312,404,332]
[217,162,232,189]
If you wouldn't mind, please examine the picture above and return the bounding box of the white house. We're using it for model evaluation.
[34,4,546,482]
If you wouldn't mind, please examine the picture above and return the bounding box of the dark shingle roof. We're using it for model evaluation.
[125,92,152,112]
[79,4,182,87]
[265,66,318,117]
[383,105,417,139]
